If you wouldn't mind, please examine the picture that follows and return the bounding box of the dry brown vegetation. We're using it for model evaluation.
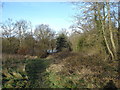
[46,51,119,88]
[2,50,119,88]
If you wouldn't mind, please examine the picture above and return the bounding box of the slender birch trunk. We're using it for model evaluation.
[97,2,115,60]
[101,21,115,60]
[107,2,117,60]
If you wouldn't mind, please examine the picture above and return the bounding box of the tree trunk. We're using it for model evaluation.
[97,2,115,60]
[107,2,117,60]
[101,21,115,60]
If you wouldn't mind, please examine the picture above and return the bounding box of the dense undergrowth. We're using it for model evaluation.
[45,51,118,88]
[2,52,119,88]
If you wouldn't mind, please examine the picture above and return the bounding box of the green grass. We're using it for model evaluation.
[25,58,52,88]
[2,55,53,88]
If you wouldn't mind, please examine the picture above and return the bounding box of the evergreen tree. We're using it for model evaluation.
[56,33,72,52]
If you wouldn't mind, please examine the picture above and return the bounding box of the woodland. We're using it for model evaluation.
[1,2,120,88]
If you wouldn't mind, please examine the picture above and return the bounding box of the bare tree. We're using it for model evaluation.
[1,18,19,54]
[1,18,17,38]
[34,24,55,56]
[15,20,32,48]
[72,2,118,60]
